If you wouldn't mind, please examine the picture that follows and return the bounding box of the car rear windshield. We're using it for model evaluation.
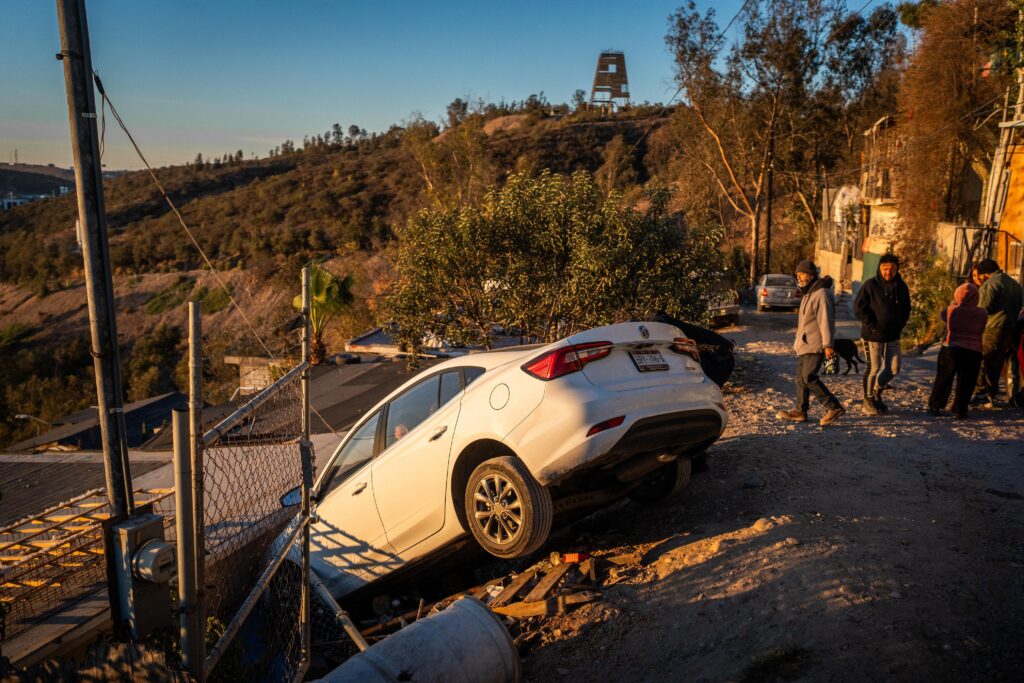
[766,276,796,286]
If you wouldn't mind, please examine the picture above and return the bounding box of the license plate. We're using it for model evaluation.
[629,350,669,372]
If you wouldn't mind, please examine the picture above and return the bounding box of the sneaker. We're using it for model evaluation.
[776,409,807,422]
[954,412,968,420]
[820,406,845,426]
[926,407,943,417]
[862,398,880,416]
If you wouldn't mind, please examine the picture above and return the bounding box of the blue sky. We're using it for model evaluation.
[1,0,745,169]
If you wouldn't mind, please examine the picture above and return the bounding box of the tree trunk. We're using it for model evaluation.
[749,207,760,286]
[310,336,327,365]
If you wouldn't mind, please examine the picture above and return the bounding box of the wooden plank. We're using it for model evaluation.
[489,568,538,608]
[491,591,601,618]
[522,562,573,603]
[578,557,597,584]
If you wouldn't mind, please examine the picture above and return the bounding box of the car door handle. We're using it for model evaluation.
[352,482,367,495]
[428,425,448,441]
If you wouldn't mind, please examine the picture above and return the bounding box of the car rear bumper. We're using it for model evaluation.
[601,409,722,462]
[509,376,727,486]
[759,297,799,307]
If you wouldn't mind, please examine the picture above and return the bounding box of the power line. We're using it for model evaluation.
[91,72,344,439]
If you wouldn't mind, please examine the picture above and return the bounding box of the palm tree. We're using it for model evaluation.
[293,264,354,364]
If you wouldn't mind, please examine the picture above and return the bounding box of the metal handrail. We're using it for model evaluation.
[202,361,309,447]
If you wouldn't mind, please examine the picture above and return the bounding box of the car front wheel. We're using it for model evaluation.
[464,456,553,559]
[628,457,692,504]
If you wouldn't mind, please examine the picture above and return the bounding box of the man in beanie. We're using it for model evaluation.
[853,253,911,415]
[974,258,1023,405]
[777,259,845,425]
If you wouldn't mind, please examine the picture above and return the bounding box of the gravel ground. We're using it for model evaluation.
[519,306,1024,683]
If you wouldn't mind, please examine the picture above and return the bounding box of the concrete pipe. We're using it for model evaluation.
[316,597,520,683]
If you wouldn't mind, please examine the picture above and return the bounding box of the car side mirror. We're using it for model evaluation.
[280,486,302,508]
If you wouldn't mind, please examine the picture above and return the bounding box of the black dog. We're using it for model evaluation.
[833,338,865,374]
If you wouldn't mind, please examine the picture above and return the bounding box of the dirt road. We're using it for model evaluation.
[520,306,1024,682]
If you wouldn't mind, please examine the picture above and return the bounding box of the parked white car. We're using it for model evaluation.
[308,322,728,597]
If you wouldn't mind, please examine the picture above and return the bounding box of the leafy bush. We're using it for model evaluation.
[144,276,195,314]
[195,283,234,314]
[381,170,724,355]
[902,259,956,348]
[126,325,183,401]
[0,323,33,349]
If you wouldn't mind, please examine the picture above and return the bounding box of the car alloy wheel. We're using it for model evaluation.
[464,456,552,559]
[472,473,523,546]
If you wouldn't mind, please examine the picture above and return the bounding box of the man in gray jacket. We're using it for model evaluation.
[777,259,846,425]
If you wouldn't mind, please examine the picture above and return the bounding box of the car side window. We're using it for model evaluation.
[439,371,461,406]
[385,375,440,449]
[463,366,485,386]
[320,411,380,498]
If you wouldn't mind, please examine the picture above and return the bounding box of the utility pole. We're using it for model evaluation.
[56,0,134,517]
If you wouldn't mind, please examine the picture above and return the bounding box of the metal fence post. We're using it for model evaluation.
[188,301,207,681]
[172,408,201,678]
[299,266,313,676]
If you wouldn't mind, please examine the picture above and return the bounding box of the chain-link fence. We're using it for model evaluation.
[198,365,309,681]
[0,488,173,644]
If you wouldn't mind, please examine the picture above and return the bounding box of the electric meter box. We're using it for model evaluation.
[111,512,173,640]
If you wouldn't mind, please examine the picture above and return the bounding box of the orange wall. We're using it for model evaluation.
[998,140,1024,272]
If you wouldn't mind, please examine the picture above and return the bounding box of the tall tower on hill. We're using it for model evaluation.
[590,51,630,111]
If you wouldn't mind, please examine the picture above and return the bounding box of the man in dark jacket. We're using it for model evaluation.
[853,253,911,415]
[974,258,1023,405]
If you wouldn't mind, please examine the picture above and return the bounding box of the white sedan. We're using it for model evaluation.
[309,321,728,597]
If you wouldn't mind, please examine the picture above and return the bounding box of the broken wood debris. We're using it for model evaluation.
[522,562,573,603]
[490,567,539,608]
[491,591,601,618]
[355,549,610,645]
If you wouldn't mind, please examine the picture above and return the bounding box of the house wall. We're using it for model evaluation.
[996,140,1024,279]
[815,246,845,288]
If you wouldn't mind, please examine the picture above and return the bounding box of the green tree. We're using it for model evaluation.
[446,98,469,129]
[293,263,354,364]
[572,89,588,112]
[402,114,494,208]
[380,170,723,359]
[126,325,183,401]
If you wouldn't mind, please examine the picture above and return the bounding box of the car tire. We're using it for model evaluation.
[464,456,553,559]
[628,457,692,504]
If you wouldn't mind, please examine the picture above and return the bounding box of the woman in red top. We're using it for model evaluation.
[928,283,988,418]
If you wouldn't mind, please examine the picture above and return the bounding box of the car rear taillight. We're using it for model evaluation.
[669,337,700,363]
[522,341,613,381]
[587,415,625,437]
[760,288,768,297]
